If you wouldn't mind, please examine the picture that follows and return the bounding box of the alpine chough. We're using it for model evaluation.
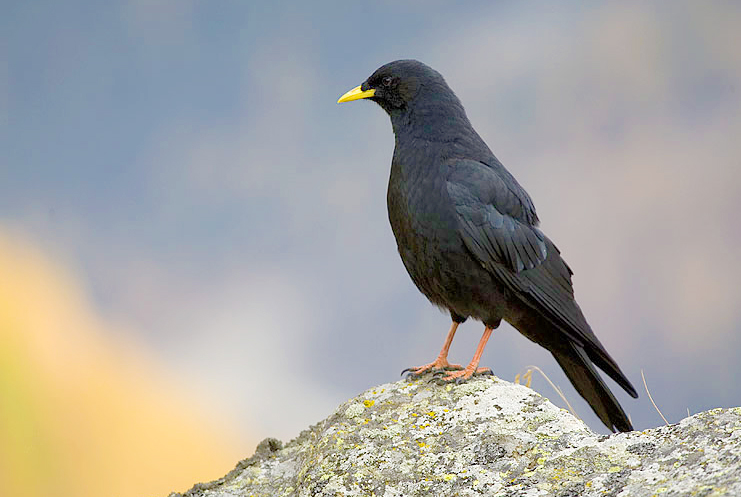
[337,59,637,432]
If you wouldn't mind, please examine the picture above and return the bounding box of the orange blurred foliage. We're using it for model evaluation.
[0,229,253,497]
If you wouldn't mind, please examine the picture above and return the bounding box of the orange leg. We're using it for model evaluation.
[404,322,463,375]
[439,326,494,382]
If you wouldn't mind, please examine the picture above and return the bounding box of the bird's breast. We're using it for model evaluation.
[386,153,468,306]
[387,156,458,253]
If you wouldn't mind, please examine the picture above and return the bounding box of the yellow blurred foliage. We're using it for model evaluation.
[0,230,253,497]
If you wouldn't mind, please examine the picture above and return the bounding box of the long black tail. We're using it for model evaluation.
[551,342,633,432]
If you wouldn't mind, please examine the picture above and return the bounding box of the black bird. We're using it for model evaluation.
[337,60,637,432]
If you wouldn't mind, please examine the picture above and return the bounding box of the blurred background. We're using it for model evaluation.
[3,1,740,496]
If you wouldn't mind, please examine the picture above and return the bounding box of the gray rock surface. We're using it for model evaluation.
[171,377,741,496]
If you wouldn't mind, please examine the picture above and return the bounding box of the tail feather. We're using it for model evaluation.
[551,343,633,433]
[584,346,638,399]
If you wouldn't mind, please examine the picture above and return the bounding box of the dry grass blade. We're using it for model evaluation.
[517,365,579,419]
[514,369,533,388]
[641,369,669,425]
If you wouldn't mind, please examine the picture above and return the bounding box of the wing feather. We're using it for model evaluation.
[446,159,613,359]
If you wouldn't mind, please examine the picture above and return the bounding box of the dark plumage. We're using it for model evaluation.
[337,59,637,432]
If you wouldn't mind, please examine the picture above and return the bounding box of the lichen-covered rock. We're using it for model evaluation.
[170,377,741,497]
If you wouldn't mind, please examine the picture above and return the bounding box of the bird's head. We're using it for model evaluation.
[337,59,449,115]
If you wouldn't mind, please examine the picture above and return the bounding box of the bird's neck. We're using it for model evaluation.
[390,95,476,144]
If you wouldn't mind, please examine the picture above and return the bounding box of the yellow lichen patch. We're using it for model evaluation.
[363,399,375,408]
[442,474,456,481]
[608,466,622,473]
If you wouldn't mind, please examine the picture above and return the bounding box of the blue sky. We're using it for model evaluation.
[4,1,741,442]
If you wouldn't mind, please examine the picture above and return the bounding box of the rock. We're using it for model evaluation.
[170,377,741,497]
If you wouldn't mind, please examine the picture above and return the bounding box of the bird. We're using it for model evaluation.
[337,59,637,432]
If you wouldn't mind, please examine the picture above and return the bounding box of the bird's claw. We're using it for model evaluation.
[402,359,463,379]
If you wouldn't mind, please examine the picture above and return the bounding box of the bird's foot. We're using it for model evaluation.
[437,365,492,383]
[402,358,463,377]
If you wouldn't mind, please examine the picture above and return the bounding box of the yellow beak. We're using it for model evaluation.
[337,85,376,103]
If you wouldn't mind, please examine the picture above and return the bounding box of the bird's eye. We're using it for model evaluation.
[382,76,393,87]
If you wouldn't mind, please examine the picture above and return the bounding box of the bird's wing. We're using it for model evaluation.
[446,159,551,274]
[446,159,589,346]
[446,159,637,398]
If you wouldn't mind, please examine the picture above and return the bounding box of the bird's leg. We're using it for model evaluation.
[403,321,463,376]
[439,326,494,382]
